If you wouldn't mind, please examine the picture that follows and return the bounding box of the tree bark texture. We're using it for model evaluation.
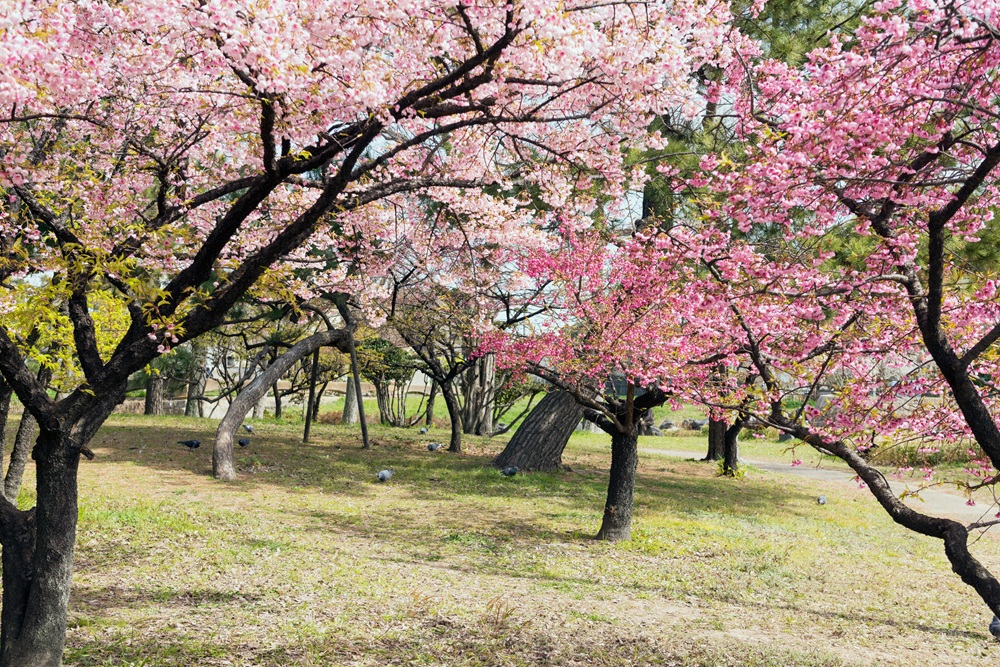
[341,375,359,425]
[0,379,11,479]
[705,418,725,461]
[492,391,584,471]
[596,427,639,542]
[143,374,164,416]
[5,413,36,502]
[0,383,123,667]
[461,354,495,436]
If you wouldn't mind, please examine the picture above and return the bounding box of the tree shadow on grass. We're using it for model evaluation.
[70,583,265,616]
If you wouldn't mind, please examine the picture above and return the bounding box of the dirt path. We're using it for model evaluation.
[642,447,997,522]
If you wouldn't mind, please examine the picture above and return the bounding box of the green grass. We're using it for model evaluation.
[3,414,999,665]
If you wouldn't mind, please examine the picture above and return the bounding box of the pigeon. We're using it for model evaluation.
[501,466,518,477]
[817,495,827,505]
[419,427,428,434]
[243,424,254,434]
[377,469,393,482]
[427,442,442,451]
[238,438,250,448]
[178,439,201,450]
[991,615,1000,638]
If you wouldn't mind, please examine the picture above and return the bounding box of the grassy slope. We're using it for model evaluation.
[7,414,1000,666]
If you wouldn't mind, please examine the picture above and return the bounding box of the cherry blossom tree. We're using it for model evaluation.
[0,0,732,663]
[701,0,1000,620]
[491,0,1000,621]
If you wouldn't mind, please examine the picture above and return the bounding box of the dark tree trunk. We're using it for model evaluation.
[313,382,327,422]
[705,418,725,461]
[0,379,11,479]
[303,349,319,443]
[0,425,88,667]
[596,427,639,542]
[441,383,463,453]
[341,376,359,425]
[636,408,657,436]
[144,375,164,416]
[272,383,282,420]
[5,414,36,502]
[493,391,584,471]
[722,419,743,477]
[184,342,207,417]
[425,380,437,427]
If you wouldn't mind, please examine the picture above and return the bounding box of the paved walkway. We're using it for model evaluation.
[642,447,996,523]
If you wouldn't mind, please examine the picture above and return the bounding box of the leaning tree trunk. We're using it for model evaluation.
[596,427,639,542]
[6,366,51,503]
[705,418,725,461]
[5,413,37,502]
[441,382,463,453]
[144,375,164,415]
[213,328,351,480]
[313,381,327,422]
[341,375,359,425]
[493,391,584,471]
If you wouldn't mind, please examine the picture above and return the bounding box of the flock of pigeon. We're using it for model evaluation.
[175,422,517,484]
[176,423,256,452]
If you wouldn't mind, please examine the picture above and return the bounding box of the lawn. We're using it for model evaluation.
[7,414,1000,666]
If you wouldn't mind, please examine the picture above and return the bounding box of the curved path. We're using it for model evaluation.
[642,446,996,523]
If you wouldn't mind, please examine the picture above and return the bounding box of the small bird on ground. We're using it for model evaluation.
[427,442,442,451]
[990,615,1000,638]
[178,439,201,450]
[243,424,254,434]
[419,427,428,434]
[817,495,827,505]
[238,438,250,448]
[377,469,393,482]
[501,466,518,477]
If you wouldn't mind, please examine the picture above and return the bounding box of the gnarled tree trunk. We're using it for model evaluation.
[492,391,584,471]
[214,328,351,480]
[596,427,639,542]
